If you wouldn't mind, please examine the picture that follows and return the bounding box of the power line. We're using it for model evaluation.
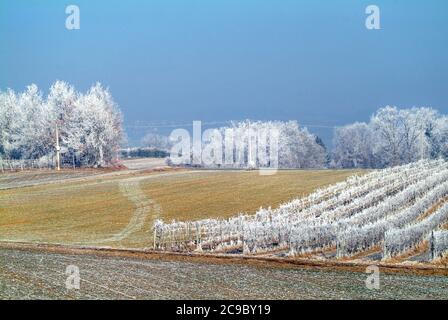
[125,121,231,129]
[124,121,342,129]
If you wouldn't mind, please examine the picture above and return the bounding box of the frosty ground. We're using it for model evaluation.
[1,247,447,300]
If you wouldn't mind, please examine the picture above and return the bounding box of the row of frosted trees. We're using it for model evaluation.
[332,106,448,168]
[216,120,327,169]
[162,120,328,169]
[0,81,124,167]
[144,106,448,170]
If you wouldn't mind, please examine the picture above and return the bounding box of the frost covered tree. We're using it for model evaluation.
[370,106,407,167]
[0,81,124,167]
[430,116,448,160]
[47,81,78,156]
[372,106,437,166]
[15,84,55,160]
[333,106,445,168]
[71,83,123,166]
[0,89,20,158]
[332,122,375,168]
[277,121,326,168]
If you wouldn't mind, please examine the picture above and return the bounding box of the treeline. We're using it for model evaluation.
[332,106,448,168]
[3,84,446,171]
[162,120,327,169]
[0,81,124,167]
[143,107,448,170]
[121,147,169,159]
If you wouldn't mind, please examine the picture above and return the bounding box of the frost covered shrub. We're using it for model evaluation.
[154,160,448,257]
[384,202,448,258]
[431,230,448,259]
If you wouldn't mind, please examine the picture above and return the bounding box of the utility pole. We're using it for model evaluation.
[248,132,253,169]
[420,130,425,160]
[247,123,256,169]
[55,122,61,171]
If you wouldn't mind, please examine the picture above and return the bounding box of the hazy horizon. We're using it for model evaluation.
[1,0,447,146]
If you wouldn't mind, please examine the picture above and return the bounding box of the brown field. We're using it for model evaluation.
[0,168,363,249]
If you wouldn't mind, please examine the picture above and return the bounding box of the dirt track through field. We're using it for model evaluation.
[95,176,162,243]
[90,170,238,244]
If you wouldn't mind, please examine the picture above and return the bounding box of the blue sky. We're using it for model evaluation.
[1,0,447,146]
